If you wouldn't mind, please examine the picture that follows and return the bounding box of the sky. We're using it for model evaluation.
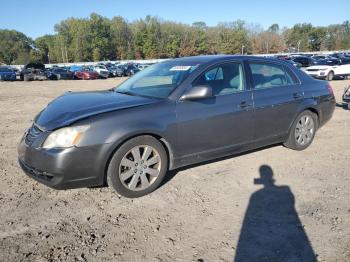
[1,0,349,39]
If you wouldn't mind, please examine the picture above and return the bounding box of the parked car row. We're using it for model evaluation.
[2,53,350,82]
[0,61,152,81]
[275,52,350,80]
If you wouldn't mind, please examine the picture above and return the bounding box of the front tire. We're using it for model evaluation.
[284,110,317,151]
[107,136,168,198]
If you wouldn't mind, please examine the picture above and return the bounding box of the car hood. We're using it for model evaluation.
[0,71,15,75]
[35,90,159,130]
[57,71,73,74]
[79,71,98,75]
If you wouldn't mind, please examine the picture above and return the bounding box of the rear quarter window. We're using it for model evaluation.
[249,62,298,89]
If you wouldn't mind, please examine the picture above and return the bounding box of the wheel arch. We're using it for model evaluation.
[305,107,320,127]
[103,132,175,185]
[287,101,321,136]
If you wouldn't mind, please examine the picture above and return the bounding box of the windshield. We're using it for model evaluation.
[54,68,68,73]
[317,59,339,65]
[114,61,199,99]
[82,67,93,72]
[0,67,13,72]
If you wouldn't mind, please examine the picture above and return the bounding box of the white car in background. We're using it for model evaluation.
[304,58,350,80]
[137,64,150,70]
[92,65,109,79]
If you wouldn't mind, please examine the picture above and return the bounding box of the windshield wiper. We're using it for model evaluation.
[115,90,162,100]
[115,90,137,96]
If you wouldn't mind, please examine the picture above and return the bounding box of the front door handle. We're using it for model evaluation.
[239,101,253,109]
[293,93,303,99]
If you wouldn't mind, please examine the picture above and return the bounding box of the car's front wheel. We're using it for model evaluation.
[107,135,168,198]
[284,110,317,151]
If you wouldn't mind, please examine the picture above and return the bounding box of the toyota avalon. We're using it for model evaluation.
[18,55,335,198]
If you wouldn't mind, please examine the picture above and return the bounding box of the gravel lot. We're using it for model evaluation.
[0,78,349,262]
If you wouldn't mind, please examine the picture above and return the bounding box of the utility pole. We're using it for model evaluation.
[241,45,245,55]
[61,46,65,63]
[297,40,301,53]
[48,53,50,64]
[65,47,68,63]
[266,42,269,54]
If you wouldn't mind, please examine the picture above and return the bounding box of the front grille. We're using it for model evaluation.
[307,69,319,72]
[0,74,14,80]
[25,124,42,146]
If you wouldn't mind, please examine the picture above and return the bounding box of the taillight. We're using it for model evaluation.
[345,87,350,96]
[326,83,334,95]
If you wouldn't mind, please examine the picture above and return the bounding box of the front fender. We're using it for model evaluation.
[75,101,177,168]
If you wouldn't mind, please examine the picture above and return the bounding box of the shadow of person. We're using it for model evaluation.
[234,165,316,262]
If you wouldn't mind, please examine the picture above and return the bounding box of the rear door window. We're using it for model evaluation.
[249,62,297,89]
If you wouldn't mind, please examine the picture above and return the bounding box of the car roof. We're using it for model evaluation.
[24,62,45,69]
[167,55,280,65]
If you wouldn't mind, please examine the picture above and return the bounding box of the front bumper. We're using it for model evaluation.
[59,74,74,80]
[99,73,109,79]
[86,75,99,80]
[17,136,111,189]
[0,74,16,81]
[305,71,327,79]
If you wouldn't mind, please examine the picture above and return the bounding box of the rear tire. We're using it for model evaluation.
[327,71,334,81]
[107,135,168,198]
[284,110,318,151]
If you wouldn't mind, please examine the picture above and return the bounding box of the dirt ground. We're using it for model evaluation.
[0,78,349,262]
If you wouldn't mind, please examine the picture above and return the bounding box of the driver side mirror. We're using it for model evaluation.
[180,85,213,101]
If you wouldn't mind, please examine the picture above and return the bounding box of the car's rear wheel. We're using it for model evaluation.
[327,71,334,81]
[107,135,168,198]
[284,110,317,151]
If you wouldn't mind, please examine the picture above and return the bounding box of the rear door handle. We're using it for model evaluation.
[239,101,253,109]
[293,93,303,99]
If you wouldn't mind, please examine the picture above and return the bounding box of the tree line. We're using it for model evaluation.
[1,13,350,65]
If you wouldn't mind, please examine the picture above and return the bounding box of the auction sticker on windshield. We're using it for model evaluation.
[169,66,192,71]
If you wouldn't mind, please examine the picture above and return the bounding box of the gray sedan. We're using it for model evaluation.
[18,55,335,197]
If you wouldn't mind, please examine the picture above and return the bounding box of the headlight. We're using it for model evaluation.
[42,126,89,149]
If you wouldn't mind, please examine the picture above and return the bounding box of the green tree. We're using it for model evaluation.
[285,23,313,52]
[215,21,249,54]
[0,29,33,64]
[110,16,133,59]
[2,15,350,64]
[268,24,280,33]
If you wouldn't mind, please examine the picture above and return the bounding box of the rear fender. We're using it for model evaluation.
[288,98,320,132]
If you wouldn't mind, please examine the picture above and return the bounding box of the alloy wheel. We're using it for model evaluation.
[295,115,314,146]
[119,145,161,191]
